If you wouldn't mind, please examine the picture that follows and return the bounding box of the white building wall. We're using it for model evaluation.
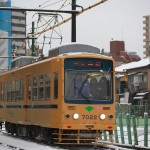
[0,30,8,71]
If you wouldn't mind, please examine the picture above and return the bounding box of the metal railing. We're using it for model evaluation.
[114,103,150,148]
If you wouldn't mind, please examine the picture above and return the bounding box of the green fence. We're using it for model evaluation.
[115,103,150,148]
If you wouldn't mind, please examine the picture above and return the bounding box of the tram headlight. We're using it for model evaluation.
[100,114,106,120]
[73,113,79,120]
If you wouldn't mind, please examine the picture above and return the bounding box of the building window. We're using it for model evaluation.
[144,73,148,83]
[11,16,26,20]
[12,31,26,35]
[45,74,50,100]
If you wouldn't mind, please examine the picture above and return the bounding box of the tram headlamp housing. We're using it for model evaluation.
[73,113,79,120]
[65,114,70,119]
[109,114,114,119]
[100,114,106,120]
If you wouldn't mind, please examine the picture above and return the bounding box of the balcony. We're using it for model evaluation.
[12,11,26,18]
[143,32,149,36]
[143,45,149,48]
[143,26,149,30]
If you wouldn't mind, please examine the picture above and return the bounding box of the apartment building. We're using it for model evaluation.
[11,9,26,56]
[143,16,150,57]
[0,0,26,70]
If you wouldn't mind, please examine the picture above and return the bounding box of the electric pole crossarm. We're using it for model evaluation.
[0,7,79,14]
[0,37,37,39]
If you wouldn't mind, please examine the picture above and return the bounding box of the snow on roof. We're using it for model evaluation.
[115,58,150,72]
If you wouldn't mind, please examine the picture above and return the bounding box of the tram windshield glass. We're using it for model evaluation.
[65,70,113,103]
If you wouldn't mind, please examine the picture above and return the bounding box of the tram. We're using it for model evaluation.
[0,43,116,145]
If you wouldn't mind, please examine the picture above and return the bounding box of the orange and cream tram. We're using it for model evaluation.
[0,44,116,145]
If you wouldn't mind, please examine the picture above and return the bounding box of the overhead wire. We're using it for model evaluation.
[34,0,108,36]
[32,1,71,31]
[33,0,108,53]
[26,0,67,54]
[38,0,53,8]
[26,0,53,15]
[39,0,65,9]
[26,0,65,28]
[26,0,68,48]
[33,0,68,48]
[14,0,108,55]
[27,0,69,33]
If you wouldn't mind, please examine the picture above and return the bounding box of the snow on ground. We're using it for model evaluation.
[0,126,150,149]
[116,126,150,147]
[0,132,64,150]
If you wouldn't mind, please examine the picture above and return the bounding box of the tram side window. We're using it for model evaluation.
[45,74,50,100]
[27,77,32,100]
[54,72,58,99]
[39,75,44,100]
[11,81,15,101]
[20,79,24,100]
[0,83,3,101]
[7,81,11,101]
[32,76,38,100]
[15,80,20,101]
[3,82,7,101]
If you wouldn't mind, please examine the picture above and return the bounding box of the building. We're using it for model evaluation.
[116,58,150,92]
[0,30,8,70]
[0,0,11,69]
[11,9,26,56]
[110,41,141,67]
[116,58,150,115]
[0,0,26,71]
[143,16,150,57]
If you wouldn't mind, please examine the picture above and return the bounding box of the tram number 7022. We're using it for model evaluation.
[82,115,97,120]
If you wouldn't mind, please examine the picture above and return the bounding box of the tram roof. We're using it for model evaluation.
[48,43,101,58]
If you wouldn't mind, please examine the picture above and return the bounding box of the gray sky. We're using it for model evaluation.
[11,0,150,57]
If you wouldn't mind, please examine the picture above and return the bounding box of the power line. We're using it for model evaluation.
[0,7,79,14]
[34,0,108,36]
[26,0,70,28]
[39,0,65,9]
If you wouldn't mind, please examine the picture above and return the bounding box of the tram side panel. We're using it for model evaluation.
[25,59,62,129]
[0,71,23,124]
[8,70,26,124]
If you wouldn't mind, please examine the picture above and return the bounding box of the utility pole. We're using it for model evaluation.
[31,22,35,56]
[72,0,76,42]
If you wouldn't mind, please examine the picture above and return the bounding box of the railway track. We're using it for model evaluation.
[0,142,27,150]
[1,129,133,150]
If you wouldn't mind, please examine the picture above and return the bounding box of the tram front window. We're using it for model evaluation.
[65,71,112,101]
